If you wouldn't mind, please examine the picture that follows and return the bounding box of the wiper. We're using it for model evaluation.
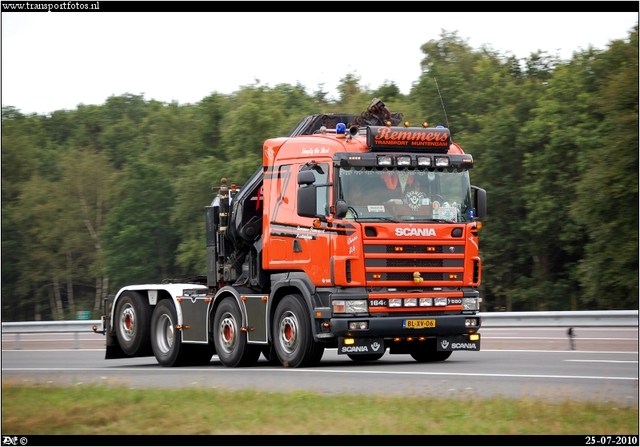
[363,216,396,222]
[399,217,453,223]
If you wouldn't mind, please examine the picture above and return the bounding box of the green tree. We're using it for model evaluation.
[570,27,639,309]
[103,160,180,290]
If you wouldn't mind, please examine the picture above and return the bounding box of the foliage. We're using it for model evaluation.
[1,26,637,319]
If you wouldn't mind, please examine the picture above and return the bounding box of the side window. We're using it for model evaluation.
[314,163,330,216]
[299,163,330,216]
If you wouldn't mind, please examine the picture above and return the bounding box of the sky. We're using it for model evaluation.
[1,11,638,116]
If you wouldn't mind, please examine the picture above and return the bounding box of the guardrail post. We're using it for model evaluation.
[74,332,79,349]
[14,333,20,350]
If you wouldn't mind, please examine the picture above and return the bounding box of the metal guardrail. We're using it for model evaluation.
[2,311,638,350]
[1,320,102,350]
[478,310,639,328]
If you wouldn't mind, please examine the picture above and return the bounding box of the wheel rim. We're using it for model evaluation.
[119,303,135,342]
[155,313,174,355]
[218,312,237,354]
[278,311,299,355]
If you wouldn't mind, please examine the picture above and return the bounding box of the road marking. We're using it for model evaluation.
[481,337,638,340]
[2,367,637,381]
[564,359,638,364]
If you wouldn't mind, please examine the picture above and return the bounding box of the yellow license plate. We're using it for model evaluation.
[404,319,436,329]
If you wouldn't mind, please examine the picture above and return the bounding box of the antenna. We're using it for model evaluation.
[433,77,451,130]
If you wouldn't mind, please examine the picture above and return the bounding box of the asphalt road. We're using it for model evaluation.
[2,327,638,407]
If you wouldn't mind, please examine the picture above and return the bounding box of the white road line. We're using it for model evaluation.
[481,337,638,340]
[1,367,637,381]
[564,359,638,364]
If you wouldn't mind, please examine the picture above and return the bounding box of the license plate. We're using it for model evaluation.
[404,319,436,329]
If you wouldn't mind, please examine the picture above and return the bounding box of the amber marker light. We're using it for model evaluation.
[313,219,322,228]
[470,334,480,341]
[394,246,403,252]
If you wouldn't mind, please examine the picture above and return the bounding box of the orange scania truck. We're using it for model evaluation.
[97,98,487,368]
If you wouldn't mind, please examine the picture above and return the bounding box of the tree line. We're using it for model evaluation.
[2,28,637,320]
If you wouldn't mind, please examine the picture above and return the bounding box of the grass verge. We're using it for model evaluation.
[2,382,638,435]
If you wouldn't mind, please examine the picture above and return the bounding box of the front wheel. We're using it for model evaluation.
[273,295,324,368]
[213,297,260,367]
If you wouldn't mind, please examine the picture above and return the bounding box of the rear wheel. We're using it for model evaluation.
[213,297,260,367]
[348,353,384,362]
[273,294,324,368]
[115,291,151,357]
[151,299,182,367]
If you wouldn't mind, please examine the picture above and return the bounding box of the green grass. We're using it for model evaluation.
[2,383,638,435]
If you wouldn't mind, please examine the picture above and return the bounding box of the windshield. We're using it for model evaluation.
[339,167,474,223]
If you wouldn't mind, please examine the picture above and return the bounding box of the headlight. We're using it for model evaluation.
[434,156,449,167]
[462,298,480,311]
[397,156,411,166]
[419,298,433,306]
[389,298,402,307]
[404,298,417,307]
[377,156,393,166]
[417,156,431,166]
[434,297,447,306]
[333,300,368,314]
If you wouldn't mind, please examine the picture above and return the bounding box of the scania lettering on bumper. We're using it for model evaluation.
[337,337,385,355]
[437,335,481,351]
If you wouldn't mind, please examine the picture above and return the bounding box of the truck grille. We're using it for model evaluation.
[364,243,465,285]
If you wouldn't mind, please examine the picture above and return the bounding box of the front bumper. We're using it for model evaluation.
[330,313,480,338]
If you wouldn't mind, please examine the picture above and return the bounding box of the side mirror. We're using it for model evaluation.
[297,185,318,217]
[334,200,348,219]
[297,170,316,186]
[472,186,487,219]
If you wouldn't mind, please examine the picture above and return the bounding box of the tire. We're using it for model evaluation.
[409,340,452,362]
[213,297,260,367]
[151,299,183,367]
[272,294,324,368]
[115,291,152,357]
[348,353,384,362]
[151,300,216,367]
